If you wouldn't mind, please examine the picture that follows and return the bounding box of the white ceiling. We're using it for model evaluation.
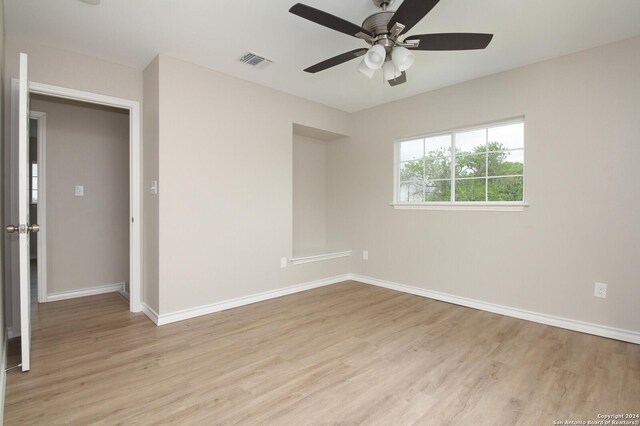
[5,0,640,112]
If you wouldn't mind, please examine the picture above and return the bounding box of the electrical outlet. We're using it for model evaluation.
[594,282,607,299]
[280,257,288,268]
[75,185,84,196]
[363,250,368,261]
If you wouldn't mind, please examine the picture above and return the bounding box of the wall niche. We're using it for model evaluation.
[292,123,351,264]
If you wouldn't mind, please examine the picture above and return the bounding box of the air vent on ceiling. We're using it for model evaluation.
[239,52,274,70]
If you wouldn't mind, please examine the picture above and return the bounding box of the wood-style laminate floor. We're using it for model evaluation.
[4,281,640,425]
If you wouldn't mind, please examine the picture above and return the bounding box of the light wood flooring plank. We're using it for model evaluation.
[4,281,639,425]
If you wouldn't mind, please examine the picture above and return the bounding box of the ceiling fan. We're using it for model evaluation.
[289,0,493,86]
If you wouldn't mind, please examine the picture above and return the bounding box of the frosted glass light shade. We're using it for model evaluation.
[357,59,375,78]
[383,60,401,81]
[364,45,386,70]
[391,46,415,72]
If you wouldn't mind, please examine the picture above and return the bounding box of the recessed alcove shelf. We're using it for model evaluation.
[292,123,351,264]
[290,249,352,265]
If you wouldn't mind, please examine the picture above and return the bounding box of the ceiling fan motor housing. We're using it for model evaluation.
[362,11,399,54]
[362,11,394,37]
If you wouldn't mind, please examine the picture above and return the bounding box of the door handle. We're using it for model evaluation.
[5,224,40,234]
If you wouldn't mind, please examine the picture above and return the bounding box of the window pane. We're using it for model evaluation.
[399,183,409,202]
[424,134,451,154]
[425,180,451,202]
[455,129,486,155]
[400,139,423,161]
[31,163,38,176]
[31,190,38,204]
[487,176,523,201]
[399,182,424,202]
[488,122,524,151]
[456,153,486,178]
[32,178,38,190]
[424,151,451,181]
[455,178,486,201]
[400,160,423,182]
[488,149,523,177]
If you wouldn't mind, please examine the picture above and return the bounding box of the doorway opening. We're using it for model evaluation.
[28,113,45,305]
[29,95,132,307]
[6,79,142,346]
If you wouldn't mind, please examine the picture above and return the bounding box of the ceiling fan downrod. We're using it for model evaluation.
[372,0,395,11]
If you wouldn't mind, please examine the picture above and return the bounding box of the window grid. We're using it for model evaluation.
[451,132,456,202]
[397,119,525,204]
[485,128,489,202]
[31,162,38,204]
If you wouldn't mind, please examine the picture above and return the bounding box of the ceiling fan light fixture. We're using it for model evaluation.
[364,45,386,70]
[357,59,375,79]
[391,46,415,72]
[383,60,401,81]
[289,1,494,87]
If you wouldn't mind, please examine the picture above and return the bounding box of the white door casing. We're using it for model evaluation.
[26,82,142,313]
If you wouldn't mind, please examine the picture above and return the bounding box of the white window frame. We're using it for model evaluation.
[392,117,528,211]
[30,161,38,204]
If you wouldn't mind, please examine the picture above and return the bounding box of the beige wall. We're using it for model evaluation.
[345,36,640,332]
[325,136,355,255]
[156,55,351,314]
[5,36,142,102]
[292,134,327,255]
[142,56,159,313]
[31,96,129,295]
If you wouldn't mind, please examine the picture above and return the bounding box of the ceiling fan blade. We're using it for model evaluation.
[405,33,494,50]
[304,48,368,73]
[387,0,440,35]
[290,3,373,40]
[388,71,407,87]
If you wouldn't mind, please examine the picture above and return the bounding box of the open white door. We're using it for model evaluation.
[6,53,37,372]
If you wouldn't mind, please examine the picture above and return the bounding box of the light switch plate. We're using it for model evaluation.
[280,257,287,268]
[75,185,84,196]
[151,180,158,195]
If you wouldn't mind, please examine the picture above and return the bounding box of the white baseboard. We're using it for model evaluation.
[47,283,125,302]
[140,271,639,345]
[156,274,350,326]
[350,274,640,345]
[141,303,159,325]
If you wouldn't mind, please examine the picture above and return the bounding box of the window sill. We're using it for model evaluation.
[291,250,352,265]
[389,202,529,212]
